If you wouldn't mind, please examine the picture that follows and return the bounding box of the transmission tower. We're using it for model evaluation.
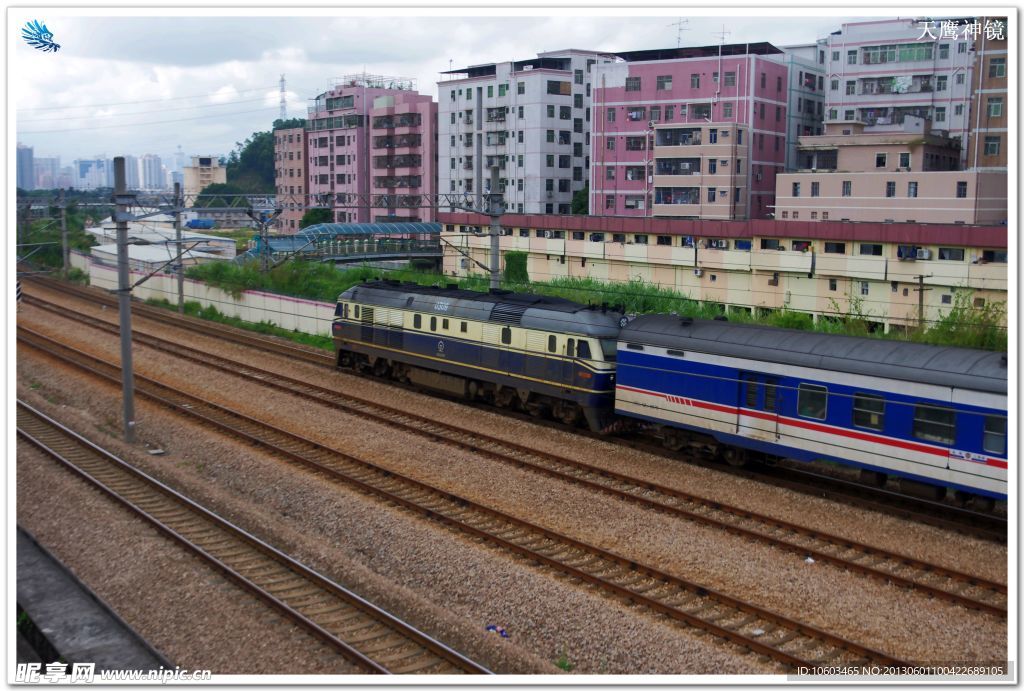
[279,74,287,120]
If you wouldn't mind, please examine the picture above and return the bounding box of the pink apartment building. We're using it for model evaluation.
[306,74,436,224]
[591,44,789,220]
[274,126,307,233]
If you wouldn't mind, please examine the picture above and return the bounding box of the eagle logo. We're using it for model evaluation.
[22,20,60,52]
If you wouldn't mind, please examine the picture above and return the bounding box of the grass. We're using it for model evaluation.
[554,651,574,672]
[144,298,334,351]
[184,258,1006,351]
[202,227,258,253]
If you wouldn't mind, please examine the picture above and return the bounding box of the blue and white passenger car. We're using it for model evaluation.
[615,315,1008,502]
[333,281,622,431]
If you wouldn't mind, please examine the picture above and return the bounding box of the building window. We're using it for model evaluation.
[798,384,828,419]
[832,50,839,61]
[844,109,854,121]
[956,181,967,198]
[860,281,869,296]
[989,57,1006,78]
[984,136,1001,156]
[606,108,616,123]
[936,75,947,91]
[939,43,949,59]
[845,80,855,95]
[842,180,852,197]
[907,181,918,198]
[941,294,952,304]
[723,102,733,118]
[792,182,800,197]
[955,104,963,116]
[830,78,839,91]
[811,182,820,197]
[913,405,955,444]
[724,72,736,87]
[604,195,615,210]
[987,97,1003,117]
[690,73,700,88]
[665,105,675,121]
[824,242,845,254]
[938,247,964,261]
[958,42,967,54]
[860,243,882,256]
[875,153,887,168]
[656,75,672,90]
[847,50,857,64]
[828,278,837,291]
[899,152,910,168]
[885,181,896,198]
[853,394,885,431]
[781,211,788,219]
[606,137,615,150]
[935,107,946,123]
[625,76,641,91]
[956,73,965,85]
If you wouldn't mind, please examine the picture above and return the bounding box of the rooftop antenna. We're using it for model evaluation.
[668,18,690,48]
[279,74,286,120]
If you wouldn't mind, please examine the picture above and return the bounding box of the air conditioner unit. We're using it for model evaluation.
[694,268,703,277]
[916,248,932,260]
[538,230,551,238]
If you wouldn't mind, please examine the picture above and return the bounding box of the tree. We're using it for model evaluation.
[273,117,307,131]
[195,182,248,208]
[571,184,589,215]
[300,208,333,228]
[223,130,276,192]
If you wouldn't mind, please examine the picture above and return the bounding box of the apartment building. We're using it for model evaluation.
[591,43,789,220]
[33,157,60,189]
[73,158,112,191]
[183,155,227,202]
[775,44,828,170]
[369,92,438,222]
[966,17,1008,171]
[775,118,1007,224]
[438,49,614,215]
[17,143,35,190]
[822,18,976,162]
[438,211,1007,334]
[274,125,308,232]
[306,74,435,224]
[140,154,165,192]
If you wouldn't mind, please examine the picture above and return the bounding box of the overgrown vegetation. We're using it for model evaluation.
[184,259,1006,351]
[19,203,98,270]
[144,298,333,351]
[503,251,530,284]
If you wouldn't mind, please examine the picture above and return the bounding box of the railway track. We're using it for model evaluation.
[19,325,913,671]
[16,400,489,675]
[22,292,1009,618]
[24,277,1007,541]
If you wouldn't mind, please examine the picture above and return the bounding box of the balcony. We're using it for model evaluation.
[463,137,474,148]
[485,107,506,123]
[373,113,422,129]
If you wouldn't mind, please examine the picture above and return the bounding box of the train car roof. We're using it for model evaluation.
[622,315,1007,395]
[341,281,623,338]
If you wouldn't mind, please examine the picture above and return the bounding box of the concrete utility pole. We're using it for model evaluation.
[113,157,138,443]
[174,182,184,313]
[486,165,504,290]
[59,189,69,276]
[914,274,933,332]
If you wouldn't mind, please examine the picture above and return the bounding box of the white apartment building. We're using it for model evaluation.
[823,17,977,163]
[438,49,616,215]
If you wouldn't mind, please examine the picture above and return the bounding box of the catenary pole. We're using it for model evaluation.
[113,157,137,443]
[174,182,184,313]
[59,189,69,276]
[487,165,503,290]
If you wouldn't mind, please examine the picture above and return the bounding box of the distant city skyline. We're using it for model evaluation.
[12,10,886,162]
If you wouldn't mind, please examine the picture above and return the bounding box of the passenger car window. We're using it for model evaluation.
[413,314,421,329]
[430,316,437,331]
[501,327,512,345]
[460,321,468,333]
[853,393,885,431]
[577,340,592,359]
[797,384,828,419]
[548,335,557,353]
[913,405,956,444]
[984,415,1007,454]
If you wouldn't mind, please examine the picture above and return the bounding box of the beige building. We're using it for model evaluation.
[774,119,1007,224]
[438,211,1007,334]
[651,123,751,220]
[183,155,227,204]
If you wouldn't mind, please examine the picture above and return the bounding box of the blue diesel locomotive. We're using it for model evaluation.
[332,280,622,431]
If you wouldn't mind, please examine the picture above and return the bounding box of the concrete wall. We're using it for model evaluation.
[78,251,334,337]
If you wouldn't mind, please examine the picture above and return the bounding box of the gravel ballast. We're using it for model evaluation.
[17,290,1008,672]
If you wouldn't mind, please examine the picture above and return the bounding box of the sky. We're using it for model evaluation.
[11,9,892,168]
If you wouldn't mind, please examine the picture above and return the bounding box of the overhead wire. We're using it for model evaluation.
[16,84,279,112]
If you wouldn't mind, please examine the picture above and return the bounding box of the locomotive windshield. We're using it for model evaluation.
[600,339,617,362]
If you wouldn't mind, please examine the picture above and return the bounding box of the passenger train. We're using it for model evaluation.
[333,280,1008,508]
